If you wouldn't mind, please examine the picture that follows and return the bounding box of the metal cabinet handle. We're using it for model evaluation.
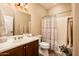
[24,47,26,48]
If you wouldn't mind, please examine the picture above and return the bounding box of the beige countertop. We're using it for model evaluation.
[0,36,40,53]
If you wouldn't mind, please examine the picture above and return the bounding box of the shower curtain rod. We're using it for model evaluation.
[54,10,72,16]
[42,10,72,18]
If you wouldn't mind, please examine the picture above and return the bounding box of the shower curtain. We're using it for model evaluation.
[42,16,57,50]
[56,17,68,47]
[56,16,73,52]
[42,16,73,52]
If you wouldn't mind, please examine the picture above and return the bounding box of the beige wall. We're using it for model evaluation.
[28,3,47,35]
[0,3,48,35]
[48,3,72,16]
[72,4,79,56]
[0,3,72,36]
[0,4,14,16]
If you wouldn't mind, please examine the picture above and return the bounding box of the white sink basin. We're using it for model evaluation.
[0,35,39,45]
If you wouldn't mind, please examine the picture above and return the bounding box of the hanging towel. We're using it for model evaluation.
[66,17,73,48]
[0,12,6,36]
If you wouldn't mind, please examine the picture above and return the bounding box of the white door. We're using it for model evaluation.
[4,16,13,36]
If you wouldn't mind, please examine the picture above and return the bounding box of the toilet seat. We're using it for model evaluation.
[39,42,50,49]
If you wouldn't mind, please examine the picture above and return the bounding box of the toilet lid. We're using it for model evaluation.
[39,42,49,46]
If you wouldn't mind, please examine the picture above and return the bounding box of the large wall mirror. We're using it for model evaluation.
[0,10,31,36]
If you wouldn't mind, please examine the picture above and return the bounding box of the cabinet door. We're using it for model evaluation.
[32,40,39,56]
[1,45,25,56]
[25,40,39,56]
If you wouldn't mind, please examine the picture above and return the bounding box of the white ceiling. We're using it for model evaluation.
[40,3,55,9]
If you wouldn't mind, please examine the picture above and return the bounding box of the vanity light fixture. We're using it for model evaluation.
[14,3,28,12]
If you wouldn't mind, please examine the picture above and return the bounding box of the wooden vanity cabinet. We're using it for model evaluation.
[0,40,39,56]
[0,45,25,56]
[25,40,38,56]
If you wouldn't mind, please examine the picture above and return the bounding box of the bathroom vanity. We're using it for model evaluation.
[0,36,39,56]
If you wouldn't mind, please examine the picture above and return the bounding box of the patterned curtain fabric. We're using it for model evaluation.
[56,17,68,51]
[42,16,56,50]
[42,16,73,52]
[42,16,72,51]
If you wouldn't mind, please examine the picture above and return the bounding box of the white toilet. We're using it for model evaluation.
[35,35,50,56]
[39,42,50,56]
